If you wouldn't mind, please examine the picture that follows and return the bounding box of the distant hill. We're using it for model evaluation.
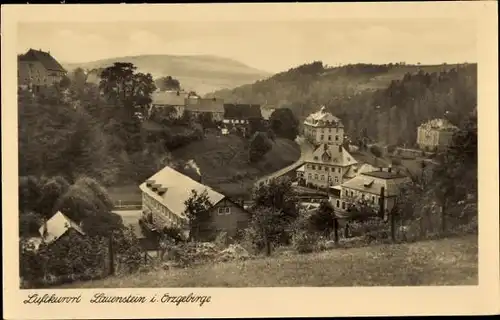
[62,54,270,95]
[206,61,477,146]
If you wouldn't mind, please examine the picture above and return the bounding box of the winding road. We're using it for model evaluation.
[255,136,315,186]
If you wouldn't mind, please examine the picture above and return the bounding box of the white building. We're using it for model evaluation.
[416,118,458,151]
[330,167,411,219]
[303,106,345,146]
[303,143,358,188]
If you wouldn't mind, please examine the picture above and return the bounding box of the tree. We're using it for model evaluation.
[370,145,383,158]
[245,206,283,256]
[309,201,336,238]
[183,189,213,241]
[99,62,156,118]
[248,132,272,163]
[155,76,181,91]
[37,176,71,218]
[269,108,299,140]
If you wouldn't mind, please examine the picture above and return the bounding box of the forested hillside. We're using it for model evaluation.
[207,62,477,146]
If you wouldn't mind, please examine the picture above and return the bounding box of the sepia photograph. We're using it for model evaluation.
[2,2,499,318]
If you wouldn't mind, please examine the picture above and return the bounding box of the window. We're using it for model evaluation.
[341,202,346,209]
[312,165,316,170]
[225,207,231,215]
[324,167,328,172]
[314,156,318,161]
[350,191,354,197]
[308,173,312,179]
[318,166,322,170]
[331,167,335,172]
[218,207,225,215]
[361,194,365,200]
[334,177,339,183]
[328,136,332,141]
[372,196,375,203]
[314,174,318,180]
[320,175,325,181]
[336,200,340,207]
[345,189,348,196]
[338,168,341,173]
[335,135,339,141]
[320,135,324,140]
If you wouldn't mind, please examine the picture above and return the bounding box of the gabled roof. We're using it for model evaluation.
[185,97,224,113]
[19,49,66,73]
[139,166,225,219]
[39,211,85,245]
[152,90,188,106]
[308,143,358,167]
[341,170,411,197]
[223,103,262,120]
[343,163,378,179]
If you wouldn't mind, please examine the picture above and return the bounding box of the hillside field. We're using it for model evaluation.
[108,132,300,202]
[58,235,477,288]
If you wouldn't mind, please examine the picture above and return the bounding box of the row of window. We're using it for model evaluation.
[307,164,342,173]
[343,189,381,204]
[143,193,184,226]
[217,206,231,215]
[307,173,339,183]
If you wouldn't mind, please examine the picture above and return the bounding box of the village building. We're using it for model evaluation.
[184,96,225,122]
[139,165,251,241]
[18,49,67,92]
[223,103,263,136]
[302,143,358,188]
[150,90,188,119]
[260,107,275,125]
[303,106,344,146]
[24,211,86,252]
[416,118,458,151]
[329,167,411,219]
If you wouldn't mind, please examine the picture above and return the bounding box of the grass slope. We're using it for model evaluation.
[59,235,477,288]
[63,54,270,95]
[172,132,300,198]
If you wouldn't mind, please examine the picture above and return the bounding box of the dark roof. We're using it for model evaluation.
[224,103,262,120]
[361,170,407,179]
[19,49,66,73]
[185,97,224,113]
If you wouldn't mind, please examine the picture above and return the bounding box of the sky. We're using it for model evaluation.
[17,19,477,73]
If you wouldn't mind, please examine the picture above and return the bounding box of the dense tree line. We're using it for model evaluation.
[208,62,477,146]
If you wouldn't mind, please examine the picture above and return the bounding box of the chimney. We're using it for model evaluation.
[151,183,161,191]
[157,187,167,196]
[146,179,155,187]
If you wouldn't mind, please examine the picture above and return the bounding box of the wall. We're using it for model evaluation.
[304,124,344,146]
[208,198,251,238]
[304,162,346,188]
[141,191,187,232]
[17,61,65,88]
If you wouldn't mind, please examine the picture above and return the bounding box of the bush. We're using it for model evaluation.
[292,230,319,254]
[370,145,383,158]
[391,157,402,166]
[349,218,389,238]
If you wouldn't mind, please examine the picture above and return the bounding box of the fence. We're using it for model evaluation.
[113,200,142,210]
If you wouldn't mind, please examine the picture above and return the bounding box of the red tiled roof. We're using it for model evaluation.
[19,49,66,73]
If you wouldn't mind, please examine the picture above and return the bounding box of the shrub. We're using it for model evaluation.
[349,218,389,238]
[370,145,383,158]
[292,230,319,254]
[391,157,402,166]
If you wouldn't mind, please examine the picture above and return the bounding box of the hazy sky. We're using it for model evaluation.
[17,19,477,73]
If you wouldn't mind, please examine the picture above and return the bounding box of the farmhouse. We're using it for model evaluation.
[18,48,67,91]
[416,118,458,151]
[303,106,345,146]
[330,167,411,219]
[139,165,251,241]
[150,90,188,119]
[185,96,225,122]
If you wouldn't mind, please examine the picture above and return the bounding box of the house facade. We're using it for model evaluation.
[150,90,188,119]
[329,168,411,219]
[303,143,358,188]
[223,103,263,136]
[416,118,458,151]
[303,106,345,146]
[184,96,225,122]
[139,165,250,241]
[18,49,67,91]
